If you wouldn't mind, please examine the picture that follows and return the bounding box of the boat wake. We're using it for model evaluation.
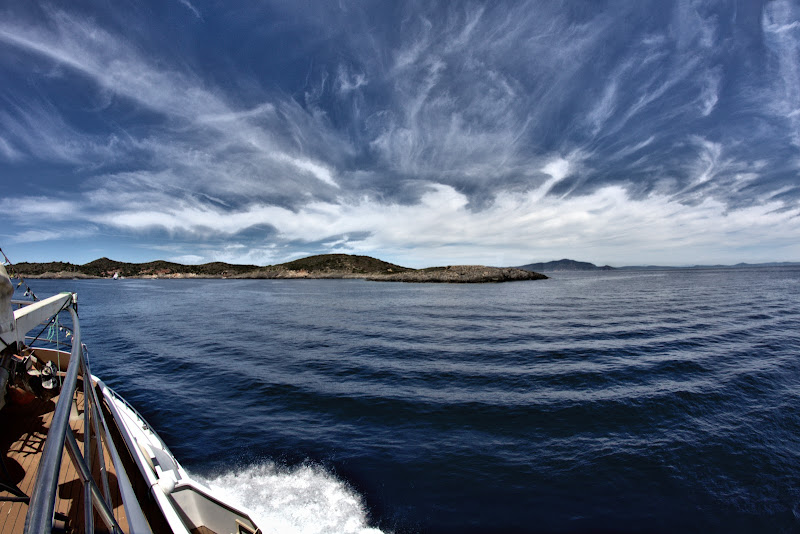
[194,462,386,534]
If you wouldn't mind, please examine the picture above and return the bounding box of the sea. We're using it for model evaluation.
[20,267,800,533]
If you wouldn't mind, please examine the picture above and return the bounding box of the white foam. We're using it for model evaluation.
[194,462,386,534]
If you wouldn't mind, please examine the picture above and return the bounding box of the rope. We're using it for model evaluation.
[41,323,73,345]
[0,247,38,301]
[26,299,72,351]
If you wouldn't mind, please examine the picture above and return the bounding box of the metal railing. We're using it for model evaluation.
[19,296,153,534]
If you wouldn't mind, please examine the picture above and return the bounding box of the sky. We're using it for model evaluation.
[0,0,799,268]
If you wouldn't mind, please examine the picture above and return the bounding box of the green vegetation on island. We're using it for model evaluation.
[13,254,547,284]
[370,265,547,283]
[13,258,258,279]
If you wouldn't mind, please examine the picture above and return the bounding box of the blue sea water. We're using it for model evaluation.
[22,268,800,533]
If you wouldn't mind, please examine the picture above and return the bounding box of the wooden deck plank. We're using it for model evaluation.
[1,379,130,534]
[1,393,53,534]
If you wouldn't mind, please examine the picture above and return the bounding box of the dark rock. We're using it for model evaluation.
[368,265,547,283]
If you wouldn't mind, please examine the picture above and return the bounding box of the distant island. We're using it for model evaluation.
[517,259,615,272]
[517,259,800,271]
[15,255,797,282]
[619,262,800,270]
[12,254,547,284]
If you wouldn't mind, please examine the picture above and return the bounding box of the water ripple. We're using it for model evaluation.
[23,267,800,533]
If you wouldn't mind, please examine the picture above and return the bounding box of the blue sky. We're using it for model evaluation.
[1,0,799,268]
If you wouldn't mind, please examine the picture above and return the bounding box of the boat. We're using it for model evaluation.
[0,263,263,533]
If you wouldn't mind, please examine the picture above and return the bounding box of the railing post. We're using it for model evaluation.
[90,396,114,506]
[64,429,124,534]
[82,359,94,534]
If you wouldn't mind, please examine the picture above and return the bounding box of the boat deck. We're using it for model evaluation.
[0,380,129,534]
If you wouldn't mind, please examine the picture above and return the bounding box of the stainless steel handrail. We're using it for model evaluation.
[24,305,83,533]
[22,296,154,534]
[83,364,94,534]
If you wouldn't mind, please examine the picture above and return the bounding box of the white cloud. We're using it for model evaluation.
[541,158,571,182]
[0,99,125,165]
[699,67,721,116]
[39,182,797,267]
[687,137,723,188]
[273,154,338,188]
[12,230,64,243]
[533,157,574,200]
[0,10,343,189]
[0,136,22,161]
[335,66,367,94]
[763,0,800,146]
[197,103,275,124]
[368,3,614,180]
[586,80,618,135]
[170,254,205,264]
[177,0,202,20]
[0,196,79,219]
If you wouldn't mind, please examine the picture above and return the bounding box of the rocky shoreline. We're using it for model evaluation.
[368,265,547,283]
[13,254,547,284]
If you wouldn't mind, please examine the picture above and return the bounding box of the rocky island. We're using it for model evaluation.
[369,265,546,283]
[13,254,547,284]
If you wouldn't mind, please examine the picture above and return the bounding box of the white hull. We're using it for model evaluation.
[99,380,261,534]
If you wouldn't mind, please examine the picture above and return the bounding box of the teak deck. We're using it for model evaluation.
[0,380,129,534]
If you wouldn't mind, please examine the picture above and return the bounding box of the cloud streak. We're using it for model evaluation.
[0,1,798,266]
[0,8,343,194]
[6,179,798,267]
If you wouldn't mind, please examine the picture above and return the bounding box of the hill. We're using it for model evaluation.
[274,254,411,275]
[15,258,258,278]
[12,254,546,283]
[517,259,614,272]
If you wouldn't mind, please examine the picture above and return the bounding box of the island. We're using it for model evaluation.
[368,265,546,283]
[517,259,614,271]
[12,254,547,284]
